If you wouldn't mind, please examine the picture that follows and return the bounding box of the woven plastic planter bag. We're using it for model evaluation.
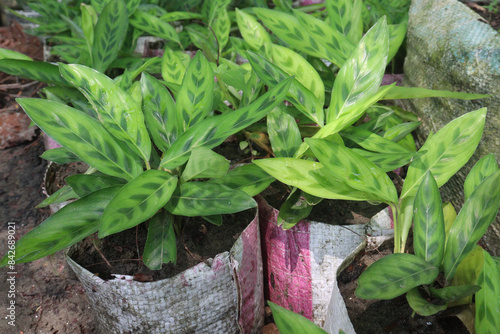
[65,211,264,333]
[398,0,500,255]
[256,197,393,333]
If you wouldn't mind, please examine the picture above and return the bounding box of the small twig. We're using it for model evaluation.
[84,258,141,268]
[0,80,39,91]
[92,239,113,269]
[339,225,384,256]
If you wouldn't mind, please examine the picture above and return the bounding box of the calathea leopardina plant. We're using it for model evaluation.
[0,52,291,270]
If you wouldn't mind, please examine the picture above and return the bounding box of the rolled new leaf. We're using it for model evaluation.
[355,253,439,300]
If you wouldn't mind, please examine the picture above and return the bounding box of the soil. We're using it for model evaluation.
[466,1,500,29]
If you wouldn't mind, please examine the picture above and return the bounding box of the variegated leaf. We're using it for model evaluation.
[159,77,292,169]
[443,171,500,280]
[176,52,214,129]
[306,138,398,204]
[18,98,142,180]
[99,170,178,238]
[269,301,328,334]
[379,121,422,145]
[429,285,481,304]
[141,73,179,152]
[352,149,424,172]
[327,17,388,124]
[267,105,301,158]
[0,60,67,85]
[91,0,128,72]
[475,250,500,333]
[40,147,80,164]
[463,154,498,201]
[388,23,407,63]
[125,0,140,16]
[59,64,152,162]
[90,0,111,13]
[165,182,256,216]
[0,187,120,266]
[160,12,203,22]
[326,0,363,43]
[401,108,487,199]
[406,288,447,316]
[161,47,188,85]
[450,246,484,306]
[208,164,274,197]
[130,10,180,43]
[235,8,272,51]
[212,6,230,51]
[341,126,411,154]
[143,210,177,270]
[0,47,32,60]
[355,253,439,300]
[413,171,445,268]
[278,189,315,230]
[381,85,490,100]
[443,202,457,238]
[180,147,229,182]
[36,185,78,209]
[66,174,126,197]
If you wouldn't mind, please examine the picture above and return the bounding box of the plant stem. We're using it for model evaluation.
[390,202,401,253]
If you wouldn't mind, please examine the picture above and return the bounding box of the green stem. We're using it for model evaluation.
[390,202,400,253]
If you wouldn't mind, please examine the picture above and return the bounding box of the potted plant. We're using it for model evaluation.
[0,50,292,332]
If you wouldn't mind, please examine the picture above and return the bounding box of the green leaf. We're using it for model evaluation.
[401,108,487,199]
[18,98,142,181]
[463,154,499,201]
[143,210,177,270]
[91,0,128,72]
[235,8,272,51]
[66,174,126,197]
[387,23,407,63]
[254,158,382,202]
[381,86,490,100]
[36,185,78,209]
[161,47,187,85]
[208,163,274,197]
[59,64,152,162]
[0,60,67,85]
[307,139,398,204]
[90,0,111,13]
[130,10,180,43]
[264,43,325,105]
[327,17,388,124]
[159,77,292,169]
[40,147,80,164]
[165,182,256,216]
[212,7,230,50]
[0,47,32,60]
[268,301,328,334]
[355,253,439,300]
[352,149,424,173]
[413,171,445,268]
[81,4,97,56]
[202,215,223,226]
[176,52,215,129]
[451,246,484,306]
[160,12,204,22]
[379,121,422,144]
[475,250,500,333]
[246,51,324,125]
[429,285,481,304]
[267,105,301,158]
[341,127,411,154]
[99,170,178,238]
[443,171,500,280]
[278,188,315,230]
[180,147,229,182]
[326,0,363,43]
[443,202,457,238]
[406,288,447,316]
[141,73,179,152]
[0,187,120,266]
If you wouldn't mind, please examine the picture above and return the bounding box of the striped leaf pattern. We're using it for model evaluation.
[130,10,179,43]
[380,121,422,145]
[141,73,179,152]
[159,77,292,169]
[264,43,325,105]
[143,211,177,270]
[269,301,328,334]
[66,174,126,197]
[463,154,498,201]
[0,60,67,85]
[246,51,324,125]
[0,47,32,60]
[277,189,315,230]
[212,6,230,50]
[253,158,383,202]
[235,8,272,51]
[180,147,229,182]
[99,170,178,238]
[401,108,487,199]
[326,0,363,43]
[165,182,256,217]
[475,250,500,333]
[0,187,120,266]
[160,12,203,22]
[352,149,424,172]
[125,0,141,16]
[176,52,214,129]
[59,64,152,162]
[429,285,481,304]
[381,85,490,101]
[413,171,445,268]
[161,48,187,85]
[91,0,128,72]
[443,171,500,280]
[307,139,398,204]
[36,185,78,209]
[90,0,111,13]
[18,98,142,180]
[355,253,439,300]
[341,126,411,154]
[450,246,484,305]
[267,105,301,158]
[327,17,388,124]
[388,23,407,63]
[406,288,447,316]
[209,164,274,197]
[40,147,80,164]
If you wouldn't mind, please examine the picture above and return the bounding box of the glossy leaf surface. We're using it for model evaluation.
[326,0,363,42]
[406,288,447,316]
[180,147,229,182]
[0,60,67,85]
[66,174,126,197]
[475,250,500,333]
[40,147,80,164]
[208,164,274,197]
[235,8,272,50]
[463,153,498,201]
[143,211,177,270]
[269,301,328,334]
[267,105,301,158]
